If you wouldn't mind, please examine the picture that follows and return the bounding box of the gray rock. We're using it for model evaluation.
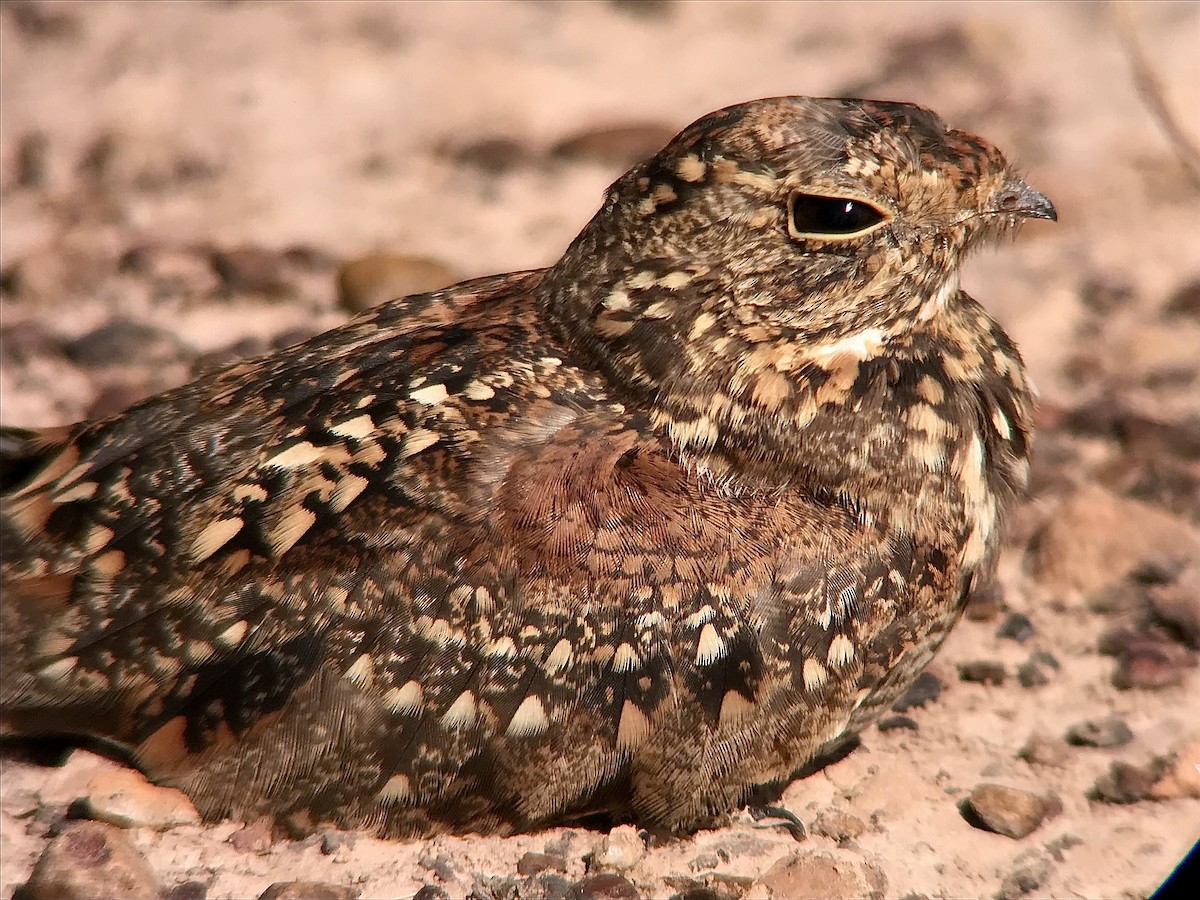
[1065,716,1134,748]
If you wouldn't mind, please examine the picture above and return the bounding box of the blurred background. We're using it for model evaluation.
[2,3,1198,899]
[2,1,1197,425]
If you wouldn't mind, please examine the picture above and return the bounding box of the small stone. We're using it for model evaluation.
[210,247,294,298]
[319,829,356,855]
[752,851,886,900]
[890,671,943,711]
[78,768,200,830]
[1044,833,1084,862]
[811,809,866,843]
[962,784,1051,839]
[446,137,534,175]
[964,581,1005,621]
[550,123,678,167]
[1086,579,1147,615]
[20,820,162,900]
[996,613,1034,643]
[1163,278,1200,320]
[1110,635,1193,690]
[65,320,181,369]
[1016,659,1049,688]
[995,850,1054,900]
[1029,485,1200,595]
[877,714,919,732]
[594,824,645,872]
[1148,742,1200,799]
[518,852,568,875]
[163,882,208,900]
[1090,759,1167,804]
[418,852,456,881]
[1064,717,1134,748]
[565,873,640,900]
[226,820,273,853]
[1078,277,1134,315]
[0,320,64,363]
[957,660,1007,685]
[1148,567,1200,648]
[412,886,450,900]
[608,0,678,21]
[336,253,460,314]
[1017,734,1069,768]
[258,884,360,900]
[15,131,50,189]
[5,1,81,41]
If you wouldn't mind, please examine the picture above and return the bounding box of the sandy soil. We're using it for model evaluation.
[2,2,1199,898]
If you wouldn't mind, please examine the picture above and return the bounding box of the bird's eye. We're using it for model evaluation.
[787,193,888,240]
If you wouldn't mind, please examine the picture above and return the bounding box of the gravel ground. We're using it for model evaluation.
[2,2,1199,898]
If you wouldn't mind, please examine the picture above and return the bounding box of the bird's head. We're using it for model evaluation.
[539,96,1054,471]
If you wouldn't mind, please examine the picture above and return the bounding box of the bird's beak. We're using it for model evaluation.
[989,179,1057,221]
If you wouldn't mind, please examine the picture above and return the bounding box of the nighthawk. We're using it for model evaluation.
[0,96,1055,838]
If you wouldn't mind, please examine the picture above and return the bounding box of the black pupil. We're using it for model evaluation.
[791,194,883,235]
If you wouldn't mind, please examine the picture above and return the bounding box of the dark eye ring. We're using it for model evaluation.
[787,193,888,240]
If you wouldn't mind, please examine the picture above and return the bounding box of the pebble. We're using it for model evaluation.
[0,320,64,362]
[417,851,456,881]
[957,660,1007,685]
[1090,759,1167,804]
[65,320,180,368]
[961,784,1053,839]
[890,671,943,711]
[209,246,294,299]
[811,809,867,842]
[163,882,208,900]
[20,820,162,900]
[336,253,459,313]
[1148,742,1200,799]
[3,245,114,303]
[517,851,568,875]
[996,612,1035,643]
[1017,734,1070,768]
[963,582,1005,621]
[877,714,919,732]
[1064,716,1134,748]
[593,824,645,872]
[550,122,678,167]
[995,849,1054,900]
[447,136,534,175]
[411,886,449,900]
[751,851,886,900]
[1163,277,1200,319]
[1016,651,1059,688]
[78,768,200,830]
[257,883,359,900]
[226,820,273,854]
[687,852,722,872]
[318,829,356,855]
[1148,567,1200,648]
[564,873,641,900]
[1108,634,1193,690]
[1028,485,1200,595]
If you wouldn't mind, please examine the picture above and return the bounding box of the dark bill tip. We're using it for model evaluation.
[991,180,1057,222]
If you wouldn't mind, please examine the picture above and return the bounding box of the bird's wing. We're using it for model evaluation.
[0,271,551,736]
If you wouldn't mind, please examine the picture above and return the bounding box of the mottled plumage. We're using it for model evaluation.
[0,96,1055,837]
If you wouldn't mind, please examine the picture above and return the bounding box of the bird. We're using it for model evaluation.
[0,96,1055,839]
